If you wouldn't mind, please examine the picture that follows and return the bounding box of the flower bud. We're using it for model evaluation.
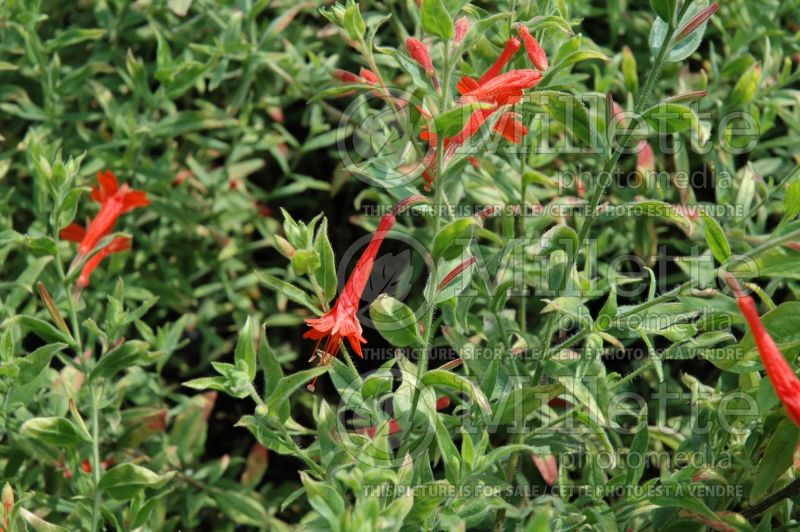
[676,3,719,41]
[454,17,470,45]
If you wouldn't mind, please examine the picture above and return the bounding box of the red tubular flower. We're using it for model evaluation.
[61,225,132,288]
[305,196,426,389]
[454,17,470,45]
[728,277,800,426]
[460,69,542,105]
[493,111,528,143]
[478,37,521,84]
[72,171,148,261]
[517,25,548,70]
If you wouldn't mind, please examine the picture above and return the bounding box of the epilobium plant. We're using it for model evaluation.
[2,0,800,530]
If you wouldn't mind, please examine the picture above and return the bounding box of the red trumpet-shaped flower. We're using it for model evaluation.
[418,31,543,191]
[478,37,521,84]
[72,171,149,261]
[304,196,426,388]
[460,69,542,105]
[61,224,131,288]
[728,276,800,426]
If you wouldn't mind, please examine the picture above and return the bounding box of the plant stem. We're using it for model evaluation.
[530,17,681,387]
[54,245,102,532]
[742,478,800,518]
[497,14,688,530]
[406,44,451,434]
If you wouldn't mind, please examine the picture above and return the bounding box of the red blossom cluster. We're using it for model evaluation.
[60,171,149,290]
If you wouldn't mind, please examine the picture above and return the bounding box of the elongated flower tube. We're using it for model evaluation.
[304,196,426,388]
[517,25,548,70]
[74,171,149,262]
[728,275,800,426]
[61,223,131,288]
[460,69,542,105]
[478,37,521,84]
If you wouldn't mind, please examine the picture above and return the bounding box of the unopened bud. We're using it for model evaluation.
[274,235,296,259]
[676,3,719,41]
[2,482,13,514]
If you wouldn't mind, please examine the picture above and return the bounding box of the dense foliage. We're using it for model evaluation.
[1,0,800,530]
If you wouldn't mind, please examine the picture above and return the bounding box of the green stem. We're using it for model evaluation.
[530,18,681,387]
[497,15,688,530]
[403,44,452,449]
[54,245,101,532]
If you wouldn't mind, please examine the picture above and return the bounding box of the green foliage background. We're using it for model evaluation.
[0,0,799,530]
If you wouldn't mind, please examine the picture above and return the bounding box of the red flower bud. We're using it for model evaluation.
[517,25,548,71]
[406,37,434,74]
[332,69,360,83]
[454,17,470,45]
[406,37,438,88]
[676,3,719,41]
[359,67,379,85]
[438,256,477,291]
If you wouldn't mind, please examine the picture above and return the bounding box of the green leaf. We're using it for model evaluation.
[343,0,366,41]
[751,418,800,502]
[625,406,649,487]
[314,219,338,304]
[16,343,67,384]
[7,315,74,346]
[702,213,731,264]
[370,295,423,348]
[730,64,761,108]
[650,0,676,24]
[493,384,564,424]
[421,369,491,414]
[622,46,639,95]
[98,464,174,501]
[642,103,697,134]
[527,90,599,147]
[435,416,460,485]
[20,416,92,447]
[183,376,228,392]
[649,1,711,62]
[266,367,328,414]
[235,317,258,381]
[530,224,580,258]
[432,217,479,261]
[257,273,321,313]
[783,180,800,222]
[599,199,691,230]
[432,102,493,139]
[300,471,346,529]
[19,508,69,532]
[738,302,800,362]
[421,0,454,40]
[91,340,153,380]
[210,489,269,527]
